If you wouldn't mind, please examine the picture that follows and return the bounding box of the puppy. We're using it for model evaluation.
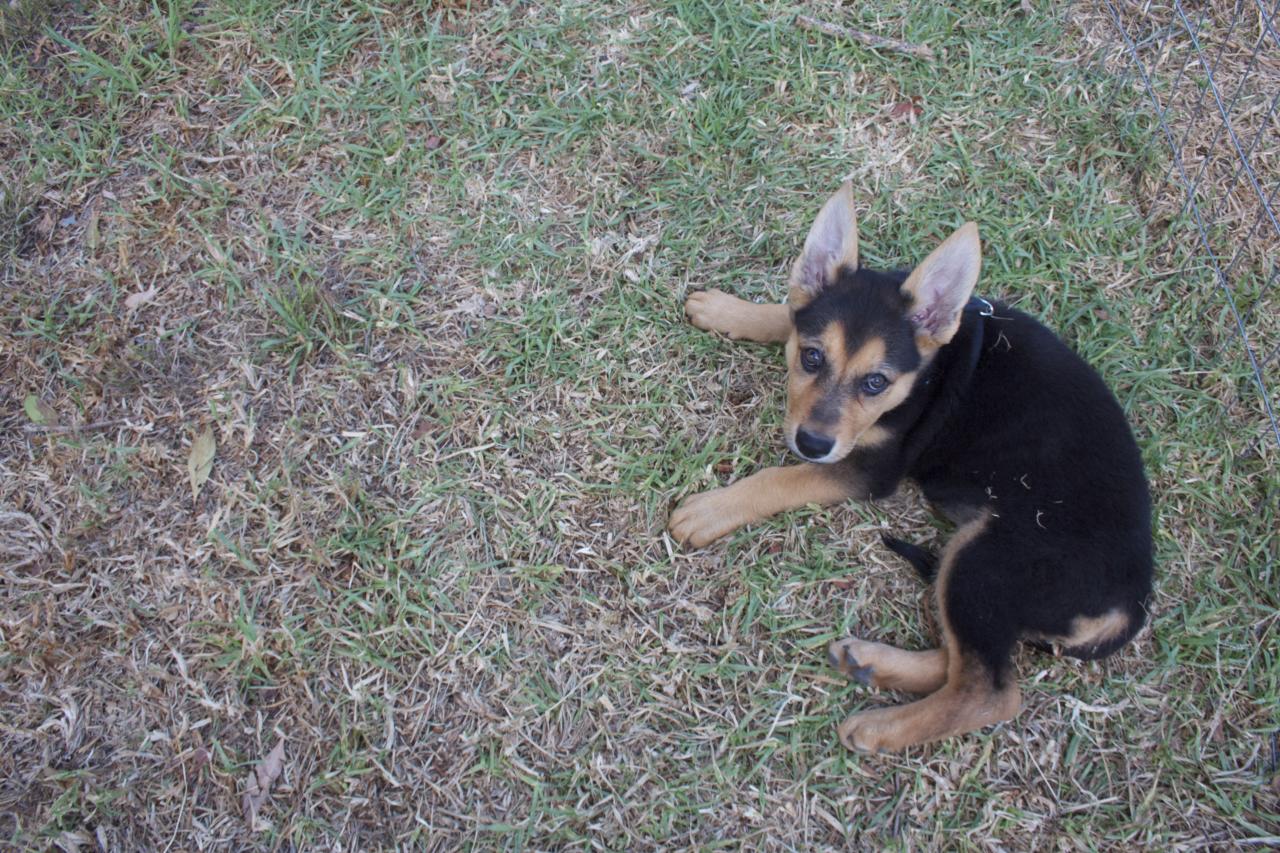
[670,183,1152,752]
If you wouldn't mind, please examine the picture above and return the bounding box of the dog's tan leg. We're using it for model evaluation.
[669,464,853,547]
[685,289,791,343]
[835,515,1020,752]
[835,656,1020,753]
[828,638,948,694]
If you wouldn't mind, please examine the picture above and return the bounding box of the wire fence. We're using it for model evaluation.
[1098,0,1280,454]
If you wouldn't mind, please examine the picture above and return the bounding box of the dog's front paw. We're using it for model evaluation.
[669,486,751,548]
[683,289,757,339]
[685,289,735,334]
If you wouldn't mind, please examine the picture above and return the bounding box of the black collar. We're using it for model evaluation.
[899,300,987,465]
[966,294,995,317]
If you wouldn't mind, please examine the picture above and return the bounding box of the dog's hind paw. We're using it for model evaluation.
[828,639,876,685]
[826,637,948,695]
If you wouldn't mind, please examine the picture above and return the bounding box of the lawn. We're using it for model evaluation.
[1,0,1277,848]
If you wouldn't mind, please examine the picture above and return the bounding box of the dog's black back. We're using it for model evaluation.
[809,269,1153,677]
[918,304,1152,661]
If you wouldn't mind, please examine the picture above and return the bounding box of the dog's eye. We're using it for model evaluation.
[800,347,824,373]
[861,373,889,395]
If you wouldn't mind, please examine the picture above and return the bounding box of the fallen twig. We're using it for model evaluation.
[794,14,936,62]
[21,418,132,434]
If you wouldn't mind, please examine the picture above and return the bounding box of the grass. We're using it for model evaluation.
[1,0,1278,848]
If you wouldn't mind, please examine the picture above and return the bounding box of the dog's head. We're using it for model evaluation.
[782,183,982,464]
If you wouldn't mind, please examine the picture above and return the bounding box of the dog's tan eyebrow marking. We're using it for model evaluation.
[840,337,887,382]
[817,325,846,367]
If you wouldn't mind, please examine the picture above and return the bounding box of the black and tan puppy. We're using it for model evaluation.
[671,183,1153,752]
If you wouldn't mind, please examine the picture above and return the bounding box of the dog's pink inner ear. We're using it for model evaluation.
[908,255,970,334]
[903,222,981,345]
[790,182,859,301]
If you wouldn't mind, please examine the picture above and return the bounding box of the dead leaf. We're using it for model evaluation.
[678,600,716,622]
[187,427,216,499]
[125,286,159,310]
[35,208,55,237]
[448,293,488,317]
[52,831,92,853]
[85,209,100,250]
[889,97,923,121]
[23,394,58,426]
[242,737,286,829]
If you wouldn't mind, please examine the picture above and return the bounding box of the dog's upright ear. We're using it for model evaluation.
[789,181,859,307]
[902,222,982,348]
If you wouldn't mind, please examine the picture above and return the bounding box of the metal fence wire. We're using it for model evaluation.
[1099,0,1280,453]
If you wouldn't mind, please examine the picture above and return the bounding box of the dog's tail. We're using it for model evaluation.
[880,533,939,583]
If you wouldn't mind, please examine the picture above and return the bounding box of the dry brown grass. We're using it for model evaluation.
[1075,0,1280,448]
[1,0,1277,849]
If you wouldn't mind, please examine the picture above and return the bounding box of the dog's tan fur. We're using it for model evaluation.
[783,330,920,461]
[685,290,791,343]
[830,639,948,694]
[833,515,1020,752]
[836,655,1021,753]
[667,462,857,548]
[1031,607,1133,654]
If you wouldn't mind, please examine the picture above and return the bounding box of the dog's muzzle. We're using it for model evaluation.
[794,427,835,461]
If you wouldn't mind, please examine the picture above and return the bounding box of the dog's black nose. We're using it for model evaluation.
[795,428,834,460]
